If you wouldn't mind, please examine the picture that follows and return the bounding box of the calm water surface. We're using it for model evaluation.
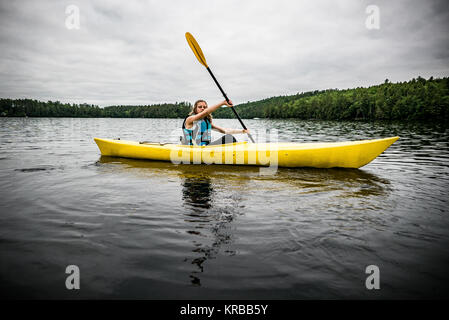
[0,117,448,299]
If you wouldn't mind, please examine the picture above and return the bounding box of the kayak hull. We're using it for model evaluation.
[94,136,399,169]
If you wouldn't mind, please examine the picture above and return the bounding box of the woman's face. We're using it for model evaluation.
[196,102,207,113]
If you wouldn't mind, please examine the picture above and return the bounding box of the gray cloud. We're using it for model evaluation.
[0,0,448,106]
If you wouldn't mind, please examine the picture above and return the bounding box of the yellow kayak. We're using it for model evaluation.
[94,136,399,169]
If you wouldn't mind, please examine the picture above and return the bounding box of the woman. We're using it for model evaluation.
[181,99,250,146]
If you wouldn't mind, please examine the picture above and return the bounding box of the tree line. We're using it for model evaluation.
[213,76,449,121]
[0,100,191,118]
[1,76,448,121]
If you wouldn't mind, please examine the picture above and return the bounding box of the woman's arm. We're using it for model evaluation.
[211,123,250,134]
[185,100,233,128]
[211,123,227,133]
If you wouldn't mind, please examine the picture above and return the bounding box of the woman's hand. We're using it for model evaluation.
[223,100,234,107]
[242,129,250,134]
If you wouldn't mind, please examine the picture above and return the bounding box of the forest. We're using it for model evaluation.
[1,76,448,121]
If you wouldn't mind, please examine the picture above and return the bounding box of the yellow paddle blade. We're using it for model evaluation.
[185,32,208,68]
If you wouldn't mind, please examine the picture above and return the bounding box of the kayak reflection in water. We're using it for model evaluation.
[181,99,250,146]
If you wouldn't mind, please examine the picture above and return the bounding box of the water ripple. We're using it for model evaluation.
[1,118,449,299]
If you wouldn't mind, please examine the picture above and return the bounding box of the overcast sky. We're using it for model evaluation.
[0,0,448,106]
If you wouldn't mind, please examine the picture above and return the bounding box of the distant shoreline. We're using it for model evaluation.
[1,76,448,121]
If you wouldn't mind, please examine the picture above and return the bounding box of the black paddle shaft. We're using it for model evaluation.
[206,67,256,143]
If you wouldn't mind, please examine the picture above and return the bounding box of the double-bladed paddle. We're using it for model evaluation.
[185,32,255,143]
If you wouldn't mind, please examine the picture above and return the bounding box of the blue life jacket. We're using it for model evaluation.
[181,117,211,146]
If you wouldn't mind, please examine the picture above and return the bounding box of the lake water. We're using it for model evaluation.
[0,117,448,299]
